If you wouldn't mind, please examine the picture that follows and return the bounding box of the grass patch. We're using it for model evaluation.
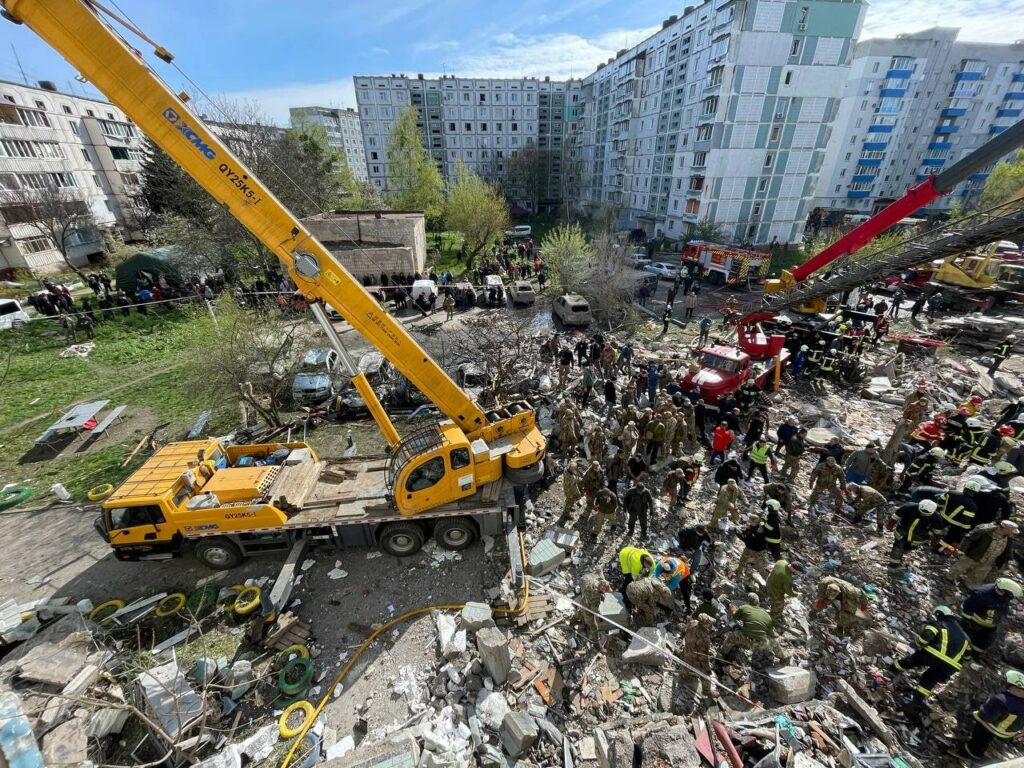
[176,623,243,672]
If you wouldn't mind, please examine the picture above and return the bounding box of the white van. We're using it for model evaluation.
[505,225,532,238]
[411,279,438,307]
[0,298,30,330]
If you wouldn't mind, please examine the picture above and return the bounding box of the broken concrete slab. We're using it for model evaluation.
[87,706,131,738]
[598,592,628,632]
[475,688,511,731]
[500,712,538,759]
[638,722,702,766]
[621,627,669,666]
[324,729,420,767]
[42,715,88,768]
[542,527,580,553]
[836,679,896,749]
[476,626,512,685]
[137,660,205,741]
[767,665,817,704]
[527,539,566,577]
[460,602,495,632]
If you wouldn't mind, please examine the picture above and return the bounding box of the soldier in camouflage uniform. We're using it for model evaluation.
[808,456,846,514]
[813,576,867,636]
[557,462,583,527]
[582,460,605,512]
[625,575,674,625]
[588,424,608,463]
[560,409,580,456]
[710,479,747,528]
[662,467,689,510]
[846,483,887,533]
[663,412,679,459]
[579,573,612,637]
[677,399,697,447]
[621,421,639,460]
[593,487,620,535]
[681,613,716,696]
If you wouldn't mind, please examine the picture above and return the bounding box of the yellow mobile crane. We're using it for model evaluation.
[2,0,544,568]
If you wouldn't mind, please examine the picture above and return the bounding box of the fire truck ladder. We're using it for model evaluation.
[762,198,1024,314]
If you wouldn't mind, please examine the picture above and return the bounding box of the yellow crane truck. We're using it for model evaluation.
[4,0,545,568]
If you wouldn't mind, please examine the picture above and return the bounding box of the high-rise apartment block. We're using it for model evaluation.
[353,75,582,213]
[815,28,1024,215]
[289,106,368,182]
[575,0,866,244]
[0,80,145,275]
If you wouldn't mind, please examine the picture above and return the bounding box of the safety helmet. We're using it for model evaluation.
[766,499,782,511]
[745,592,760,606]
[996,461,1017,475]
[698,613,715,627]
[995,578,1023,598]
[929,447,946,458]
[966,417,983,429]
[918,499,938,515]
[824,583,841,597]
[999,424,1017,437]
[964,478,984,493]
[727,452,738,461]
[970,395,984,405]
[934,605,954,617]
[693,450,706,462]
[591,460,601,469]
[1008,334,1018,341]
[800,345,809,352]
[1007,670,1024,688]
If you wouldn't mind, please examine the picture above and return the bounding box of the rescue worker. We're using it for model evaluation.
[950,520,1019,588]
[654,555,693,613]
[582,460,605,513]
[661,466,689,510]
[761,499,784,560]
[557,461,583,527]
[745,438,778,484]
[719,594,787,665]
[713,455,744,487]
[617,545,654,606]
[846,483,888,533]
[887,499,939,568]
[970,426,1006,466]
[776,415,800,452]
[781,427,807,482]
[960,578,1023,652]
[765,482,795,525]
[442,291,455,320]
[621,421,639,461]
[579,573,612,638]
[588,424,608,464]
[908,417,945,452]
[736,514,769,581]
[961,669,1024,760]
[557,344,574,389]
[897,446,944,494]
[953,417,987,464]
[765,558,802,625]
[964,475,1012,527]
[791,345,808,380]
[676,399,696,449]
[892,605,971,711]
[934,489,979,549]
[987,334,1016,376]
[681,613,717,696]
[662,412,679,459]
[623,481,655,539]
[845,443,886,486]
[814,576,868,636]
[903,384,932,425]
[560,407,580,456]
[960,393,985,417]
[593,486,619,536]
[883,417,915,466]
[809,456,847,514]
[710,478,747,529]
[812,435,845,465]
[626,575,674,625]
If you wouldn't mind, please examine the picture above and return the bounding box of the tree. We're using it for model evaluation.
[150,213,236,278]
[579,232,641,330]
[540,222,591,293]
[689,218,726,242]
[444,162,509,269]
[385,107,444,223]
[980,149,1024,208]
[505,144,548,214]
[1,181,99,277]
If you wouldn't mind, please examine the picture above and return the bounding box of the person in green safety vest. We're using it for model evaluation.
[743,438,778,485]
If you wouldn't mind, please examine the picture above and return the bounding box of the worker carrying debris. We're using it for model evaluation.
[962,670,1024,760]
[892,605,971,714]
[845,483,887,533]
[813,576,868,636]
[625,575,674,625]
[719,593,787,665]
[617,546,654,607]
[765,558,802,625]
[886,499,939,568]
[710,478,747,529]
[959,578,1022,652]
[949,520,1020,588]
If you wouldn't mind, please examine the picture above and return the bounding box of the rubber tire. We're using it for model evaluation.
[378,521,425,558]
[278,657,314,696]
[433,517,477,551]
[0,485,32,511]
[155,593,187,617]
[186,585,219,617]
[279,700,314,739]
[503,461,545,485]
[217,585,244,612]
[276,644,310,669]
[194,538,243,570]
[89,599,125,624]
[233,586,262,616]
[86,483,113,501]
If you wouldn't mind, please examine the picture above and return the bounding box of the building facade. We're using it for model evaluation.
[0,80,145,275]
[814,28,1024,216]
[575,0,866,245]
[289,106,368,182]
[353,75,582,213]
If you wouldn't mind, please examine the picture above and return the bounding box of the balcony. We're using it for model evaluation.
[879,88,906,98]
[997,108,1022,118]
[941,108,967,117]
[1013,73,1024,83]
[886,68,913,79]
[1005,92,1024,101]
[856,158,882,167]
[934,124,959,134]
[954,71,983,81]
[921,158,946,167]
[969,172,990,181]
[847,190,871,199]
[990,125,1008,134]
[867,124,894,133]
[863,141,888,150]
[851,174,876,183]
[927,141,952,150]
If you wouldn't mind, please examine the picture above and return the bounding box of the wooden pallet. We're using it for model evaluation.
[262,611,311,650]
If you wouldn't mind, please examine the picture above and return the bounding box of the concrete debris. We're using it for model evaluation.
[460,601,494,631]
[475,688,511,731]
[500,711,539,758]
[621,627,670,666]
[137,659,206,741]
[767,665,817,704]
[527,538,567,576]
[476,626,512,684]
[41,715,89,768]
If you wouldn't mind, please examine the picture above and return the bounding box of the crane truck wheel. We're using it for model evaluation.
[503,461,545,485]
[434,517,477,551]
[378,522,425,557]
[194,538,243,570]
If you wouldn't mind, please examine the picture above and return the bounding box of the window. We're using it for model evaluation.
[696,124,712,141]
[752,202,762,216]
[480,122,487,131]
[784,71,793,85]
[106,112,114,120]
[98,119,136,139]
[764,152,774,168]
[0,139,35,158]
[120,172,141,187]
[109,146,130,160]
[448,122,455,131]
[450,448,470,470]
[92,174,101,188]
[17,108,50,128]
[872,62,880,73]
[757,178,768,192]
[107,504,165,530]
[33,141,64,159]
[405,457,445,492]
[0,173,17,191]
[845,152,852,161]
[62,104,73,114]
[81,148,90,162]
[34,100,45,109]
[511,122,518,131]
[19,235,55,254]
[464,122,471,131]
[693,151,707,167]
[769,126,781,142]
[839,169,846,177]
[790,39,801,57]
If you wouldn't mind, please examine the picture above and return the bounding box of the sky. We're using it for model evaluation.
[0,0,1021,125]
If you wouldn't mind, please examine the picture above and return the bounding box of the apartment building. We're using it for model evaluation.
[289,106,368,182]
[0,80,145,275]
[353,75,582,213]
[576,0,865,244]
[815,28,1024,216]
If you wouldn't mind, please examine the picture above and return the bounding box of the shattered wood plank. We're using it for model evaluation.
[534,678,554,705]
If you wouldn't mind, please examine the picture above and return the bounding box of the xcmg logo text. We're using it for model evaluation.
[162,107,216,160]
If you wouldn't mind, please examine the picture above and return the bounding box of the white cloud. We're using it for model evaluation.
[412,40,460,54]
[221,78,357,126]
[861,0,1024,42]
[370,47,390,55]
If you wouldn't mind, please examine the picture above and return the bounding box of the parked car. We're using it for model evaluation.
[644,261,680,280]
[411,279,438,309]
[508,280,536,305]
[291,348,340,405]
[552,294,593,327]
[624,251,652,270]
[0,298,30,330]
[505,225,532,238]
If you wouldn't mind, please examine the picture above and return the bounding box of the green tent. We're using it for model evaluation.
[114,246,186,294]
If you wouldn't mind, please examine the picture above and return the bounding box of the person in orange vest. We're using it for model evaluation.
[653,555,693,614]
[960,394,984,417]
[908,416,945,452]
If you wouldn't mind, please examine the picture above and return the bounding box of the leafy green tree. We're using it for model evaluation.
[980,149,1024,208]
[444,162,509,269]
[689,218,726,242]
[385,108,445,223]
[540,223,591,293]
